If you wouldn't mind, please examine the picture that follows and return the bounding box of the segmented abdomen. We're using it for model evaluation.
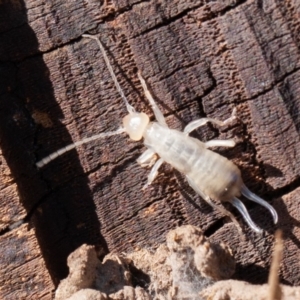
[144,123,242,201]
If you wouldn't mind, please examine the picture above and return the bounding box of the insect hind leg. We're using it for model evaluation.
[184,108,237,135]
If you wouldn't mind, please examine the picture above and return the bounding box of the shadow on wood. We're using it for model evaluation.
[0,0,108,289]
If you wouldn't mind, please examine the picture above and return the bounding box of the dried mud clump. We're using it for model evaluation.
[127,225,236,299]
[54,225,300,299]
[200,280,300,300]
[54,225,235,299]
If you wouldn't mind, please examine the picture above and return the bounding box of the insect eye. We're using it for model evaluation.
[123,112,149,141]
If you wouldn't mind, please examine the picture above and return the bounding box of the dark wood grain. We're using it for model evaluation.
[0,224,54,299]
[0,0,299,296]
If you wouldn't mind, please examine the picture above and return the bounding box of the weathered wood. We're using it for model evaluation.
[0,0,300,295]
[0,224,54,299]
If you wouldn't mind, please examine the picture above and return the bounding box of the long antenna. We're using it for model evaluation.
[82,34,135,114]
[36,127,125,168]
[36,34,136,168]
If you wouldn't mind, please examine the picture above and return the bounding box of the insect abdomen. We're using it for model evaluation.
[188,150,242,201]
[144,123,242,201]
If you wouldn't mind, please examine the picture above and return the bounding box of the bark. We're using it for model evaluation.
[0,0,300,297]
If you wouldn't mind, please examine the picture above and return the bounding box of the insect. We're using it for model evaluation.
[36,34,278,234]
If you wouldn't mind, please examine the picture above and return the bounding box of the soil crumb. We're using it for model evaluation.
[54,225,299,299]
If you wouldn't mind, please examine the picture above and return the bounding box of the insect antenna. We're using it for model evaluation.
[82,34,136,115]
[36,127,125,168]
[36,34,135,168]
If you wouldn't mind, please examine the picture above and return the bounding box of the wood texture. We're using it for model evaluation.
[0,0,300,296]
[0,224,54,298]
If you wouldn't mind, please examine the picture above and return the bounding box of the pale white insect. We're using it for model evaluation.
[36,34,278,234]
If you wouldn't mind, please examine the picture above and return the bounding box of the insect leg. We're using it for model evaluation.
[241,184,278,224]
[183,108,237,135]
[186,175,243,234]
[137,72,168,127]
[137,148,157,167]
[143,158,164,189]
[205,139,236,148]
[230,197,263,233]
